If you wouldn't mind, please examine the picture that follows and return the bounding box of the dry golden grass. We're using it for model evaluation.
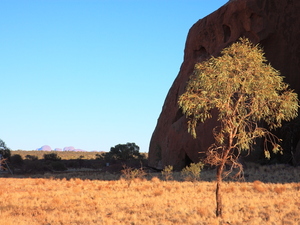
[1,173,300,225]
[11,150,101,160]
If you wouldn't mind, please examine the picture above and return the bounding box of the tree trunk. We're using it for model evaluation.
[216,164,224,217]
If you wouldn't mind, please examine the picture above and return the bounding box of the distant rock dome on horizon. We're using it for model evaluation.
[63,146,75,151]
[63,146,86,152]
[37,145,87,152]
[36,145,52,151]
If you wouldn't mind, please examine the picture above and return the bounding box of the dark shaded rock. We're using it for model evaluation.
[293,142,300,166]
[149,0,300,170]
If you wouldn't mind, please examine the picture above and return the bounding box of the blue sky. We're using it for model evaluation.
[1,0,228,152]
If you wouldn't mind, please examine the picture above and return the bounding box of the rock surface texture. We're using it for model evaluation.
[148,0,300,170]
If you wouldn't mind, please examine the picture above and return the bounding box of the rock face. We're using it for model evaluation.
[148,0,300,170]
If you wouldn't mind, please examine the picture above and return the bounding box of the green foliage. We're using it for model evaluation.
[0,139,11,171]
[0,139,11,159]
[43,153,61,161]
[178,38,299,161]
[181,162,204,182]
[161,165,174,181]
[105,142,143,161]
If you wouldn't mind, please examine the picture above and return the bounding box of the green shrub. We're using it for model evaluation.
[161,165,173,181]
[181,162,204,182]
[105,143,143,161]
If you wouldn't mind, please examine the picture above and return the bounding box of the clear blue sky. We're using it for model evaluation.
[1,0,228,152]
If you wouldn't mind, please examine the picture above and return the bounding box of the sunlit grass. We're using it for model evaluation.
[1,166,300,225]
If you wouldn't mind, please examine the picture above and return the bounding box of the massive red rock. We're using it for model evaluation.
[148,0,300,170]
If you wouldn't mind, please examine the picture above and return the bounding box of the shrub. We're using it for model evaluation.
[105,143,143,161]
[121,165,147,187]
[10,154,24,168]
[26,155,38,161]
[181,162,204,182]
[161,165,173,181]
[44,153,61,161]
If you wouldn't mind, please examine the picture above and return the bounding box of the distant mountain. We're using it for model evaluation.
[63,146,75,151]
[36,145,86,152]
[36,145,52,151]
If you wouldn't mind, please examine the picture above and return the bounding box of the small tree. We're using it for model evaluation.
[161,165,174,181]
[178,38,299,217]
[0,139,11,171]
[0,139,11,159]
[106,142,143,161]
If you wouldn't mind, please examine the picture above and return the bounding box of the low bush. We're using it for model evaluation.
[161,165,173,181]
[181,162,204,182]
[26,155,38,161]
[9,154,24,171]
[44,153,61,161]
[121,165,147,187]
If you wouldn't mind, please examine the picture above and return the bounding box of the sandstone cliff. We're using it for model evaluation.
[148,0,300,170]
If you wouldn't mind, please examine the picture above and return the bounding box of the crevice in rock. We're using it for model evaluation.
[222,24,231,43]
[185,152,193,167]
[193,45,208,62]
[172,109,183,124]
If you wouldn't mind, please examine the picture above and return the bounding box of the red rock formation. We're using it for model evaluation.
[148,0,300,170]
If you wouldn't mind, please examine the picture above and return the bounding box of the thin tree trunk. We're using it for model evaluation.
[216,163,224,217]
[214,128,234,217]
[215,146,231,217]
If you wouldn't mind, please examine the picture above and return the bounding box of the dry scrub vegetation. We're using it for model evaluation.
[1,164,300,225]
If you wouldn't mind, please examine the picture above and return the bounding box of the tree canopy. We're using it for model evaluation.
[178,37,299,217]
[179,38,298,160]
[0,139,11,159]
[106,142,143,161]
